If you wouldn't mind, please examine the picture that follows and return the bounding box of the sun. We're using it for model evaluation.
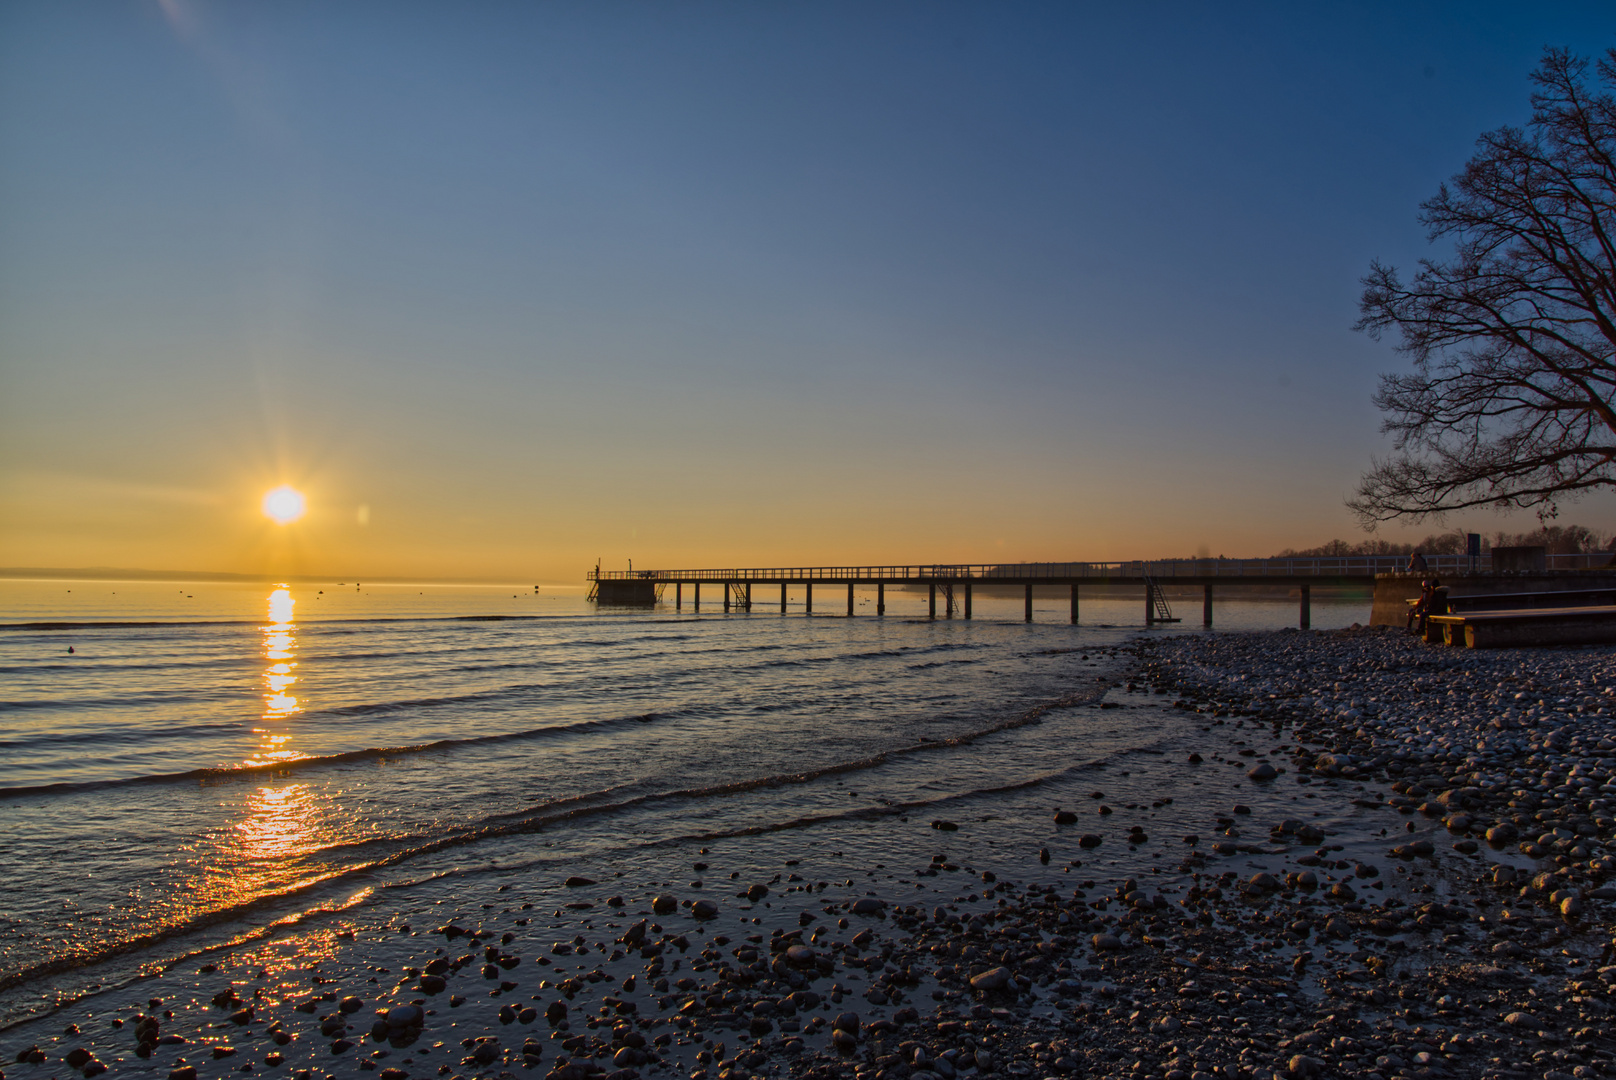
[262,485,307,525]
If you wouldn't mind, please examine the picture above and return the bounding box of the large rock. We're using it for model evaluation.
[968,967,1011,992]
[385,1005,423,1030]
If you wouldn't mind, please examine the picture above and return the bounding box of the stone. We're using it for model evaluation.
[652,894,677,916]
[1091,933,1123,952]
[564,876,595,887]
[1079,834,1102,848]
[1247,762,1278,781]
[1487,822,1519,845]
[385,1005,423,1029]
[1054,810,1079,824]
[969,967,1011,992]
[691,899,719,920]
[745,883,769,902]
[850,897,885,916]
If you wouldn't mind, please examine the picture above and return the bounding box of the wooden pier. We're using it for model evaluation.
[587,555,1612,628]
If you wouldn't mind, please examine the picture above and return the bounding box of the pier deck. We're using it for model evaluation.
[589,555,1612,627]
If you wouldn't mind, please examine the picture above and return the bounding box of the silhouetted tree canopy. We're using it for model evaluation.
[1351,47,1616,525]
[1275,523,1612,558]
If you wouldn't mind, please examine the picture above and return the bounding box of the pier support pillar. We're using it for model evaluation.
[847,582,854,617]
[1203,584,1213,627]
[694,583,700,611]
[878,583,885,615]
[781,583,788,613]
[724,584,730,613]
[745,583,752,612]
[1025,584,1033,622]
[806,582,813,615]
[1145,582,1155,626]
[965,582,973,619]
[1300,585,1311,630]
[1070,583,1079,624]
[929,583,936,619]
[676,583,682,610]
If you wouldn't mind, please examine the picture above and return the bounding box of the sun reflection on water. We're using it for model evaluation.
[190,586,334,918]
[252,586,304,762]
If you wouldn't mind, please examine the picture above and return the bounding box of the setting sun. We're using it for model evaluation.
[261,485,307,525]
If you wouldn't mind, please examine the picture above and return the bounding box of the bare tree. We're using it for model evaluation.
[1351,47,1616,526]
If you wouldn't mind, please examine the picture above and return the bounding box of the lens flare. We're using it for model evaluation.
[262,485,306,525]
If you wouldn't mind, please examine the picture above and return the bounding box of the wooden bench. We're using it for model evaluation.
[1426,605,1616,648]
[1408,587,1616,642]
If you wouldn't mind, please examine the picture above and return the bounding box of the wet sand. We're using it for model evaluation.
[5,627,1615,1080]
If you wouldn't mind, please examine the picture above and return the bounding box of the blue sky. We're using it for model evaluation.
[3,2,1613,579]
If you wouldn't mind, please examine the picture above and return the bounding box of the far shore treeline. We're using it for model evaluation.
[1273,523,1614,559]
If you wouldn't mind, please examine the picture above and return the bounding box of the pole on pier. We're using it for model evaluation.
[878,582,885,615]
[806,582,813,615]
[745,582,752,612]
[1145,582,1155,626]
[694,582,700,611]
[929,583,936,619]
[781,582,787,613]
[676,582,682,610]
[1299,585,1311,630]
[1070,583,1079,624]
[1025,583,1033,622]
[1203,584,1213,627]
[847,582,854,617]
[724,584,730,613]
[965,582,973,620]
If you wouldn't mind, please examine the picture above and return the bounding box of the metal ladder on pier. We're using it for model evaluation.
[1144,575,1181,624]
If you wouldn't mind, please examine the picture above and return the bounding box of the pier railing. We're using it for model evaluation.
[589,553,1612,583]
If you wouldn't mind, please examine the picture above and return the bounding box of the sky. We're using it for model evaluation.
[3,2,1615,582]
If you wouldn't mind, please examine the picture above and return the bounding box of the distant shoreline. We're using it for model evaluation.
[0,568,571,587]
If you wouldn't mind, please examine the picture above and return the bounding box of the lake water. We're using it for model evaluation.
[0,578,1370,1025]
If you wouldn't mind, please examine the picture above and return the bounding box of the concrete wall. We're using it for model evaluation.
[594,580,658,605]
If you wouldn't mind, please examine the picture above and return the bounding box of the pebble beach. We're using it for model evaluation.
[7,624,1616,1080]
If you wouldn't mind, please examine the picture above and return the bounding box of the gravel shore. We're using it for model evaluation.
[7,627,1616,1080]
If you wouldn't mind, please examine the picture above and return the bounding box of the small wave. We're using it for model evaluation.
[0,721,246,753]
[0,711,669,800]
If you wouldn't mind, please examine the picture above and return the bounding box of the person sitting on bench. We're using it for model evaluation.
[1408,578,1450,636]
